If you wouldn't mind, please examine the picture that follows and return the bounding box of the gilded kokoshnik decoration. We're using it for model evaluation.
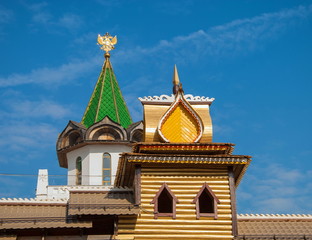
[158,85,204,143]
[81,33,132,128]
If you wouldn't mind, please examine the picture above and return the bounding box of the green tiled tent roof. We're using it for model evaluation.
[81,54,132,128]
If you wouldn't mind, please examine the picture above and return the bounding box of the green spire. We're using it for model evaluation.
[81,53,132,128]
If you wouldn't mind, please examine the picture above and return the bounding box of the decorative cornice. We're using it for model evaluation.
[238,213,312,220]
[0,198,67,204]
[138,144,233,153]
[139,94,215,104]
[184,94,215,102]
[126,154,249,165]
[67,186,132,192]
[138,94,174,102]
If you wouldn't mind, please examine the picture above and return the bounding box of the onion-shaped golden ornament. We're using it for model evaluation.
[157,87,204,143]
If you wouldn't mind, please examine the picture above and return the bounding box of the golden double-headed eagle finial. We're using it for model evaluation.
[97,32,117,53]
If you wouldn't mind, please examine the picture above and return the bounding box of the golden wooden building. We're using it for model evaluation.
[113,68,251,240]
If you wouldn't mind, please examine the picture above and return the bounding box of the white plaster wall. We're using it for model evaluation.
[66,144,131,186]
[87,144,131,185]
[67,146,89,185]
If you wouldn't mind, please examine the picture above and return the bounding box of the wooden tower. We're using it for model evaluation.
[115,67,251,239]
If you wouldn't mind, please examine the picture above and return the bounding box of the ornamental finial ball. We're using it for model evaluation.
[105,52,110,59]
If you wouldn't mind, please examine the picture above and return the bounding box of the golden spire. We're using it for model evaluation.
[97,32,117,55]
[172,65,180,94]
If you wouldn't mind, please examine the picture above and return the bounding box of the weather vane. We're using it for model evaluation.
[97,32,117,53]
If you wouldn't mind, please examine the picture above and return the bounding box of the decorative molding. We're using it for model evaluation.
[139,94,175,102]
[127,155,249,164]
[238,214,312,219]
[139,94,215,104]
[184,94,215,102]
[66,186,132,192]
[138,144,232,153]
[0,198,67,204]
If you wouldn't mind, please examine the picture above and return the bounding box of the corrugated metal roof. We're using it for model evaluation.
[68,191,139,215]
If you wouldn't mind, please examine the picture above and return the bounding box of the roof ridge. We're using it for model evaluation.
[0,197,67,203]
[238,213,312,218]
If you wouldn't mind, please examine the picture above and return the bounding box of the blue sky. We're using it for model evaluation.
[0,0,311,214]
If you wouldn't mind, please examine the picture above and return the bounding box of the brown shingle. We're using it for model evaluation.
[238,219,312,236]
[0,204,91,229]
[68,191,139,215]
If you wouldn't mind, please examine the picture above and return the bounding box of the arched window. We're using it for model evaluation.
[158,188,173,213]
[151,183,179,219]
[192,182,220,219]
[131,129,143,142]
[68,131,82,146]
[76,157,82,185]
[102,153,111,185]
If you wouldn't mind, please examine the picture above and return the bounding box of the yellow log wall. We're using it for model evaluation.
[118,167,233,240]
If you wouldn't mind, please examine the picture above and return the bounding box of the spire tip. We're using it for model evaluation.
[172,65,180,94]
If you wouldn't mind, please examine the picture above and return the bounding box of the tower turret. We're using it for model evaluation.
[115,66,251,239]
[56,33,143,186]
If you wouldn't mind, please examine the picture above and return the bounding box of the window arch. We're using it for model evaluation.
[68,131,82,147]
[76,157,82,185]
[151,183,179,219]
[192,182,220,219]
[102,153,111,185]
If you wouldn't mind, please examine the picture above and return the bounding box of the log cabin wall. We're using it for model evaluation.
[117,166,234,240]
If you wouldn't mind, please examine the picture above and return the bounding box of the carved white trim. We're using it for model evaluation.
[184,94,215,102]
[238,213,312,219]
[138,94,175,102]
[65,185,131,192]
[0,186,133,203]
[139,94,215,103]
[0,198,67,203]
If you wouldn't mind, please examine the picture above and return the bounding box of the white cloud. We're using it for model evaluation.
[0,94,74,152]
[155,0,193,15]
[258,198,299,213]
[0,57,100,87]
[95,0,121,7]
[58,14,84,30]
[212,5,312,31]
[27,2,48,12]
[237,163,312,214]
[8,100,72,119]
[32,11,52,25]
[0,5,13,24]
[27,2,84,31]
[0,122,58,150]
[132,4,312,59]
[1,4,311,89]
